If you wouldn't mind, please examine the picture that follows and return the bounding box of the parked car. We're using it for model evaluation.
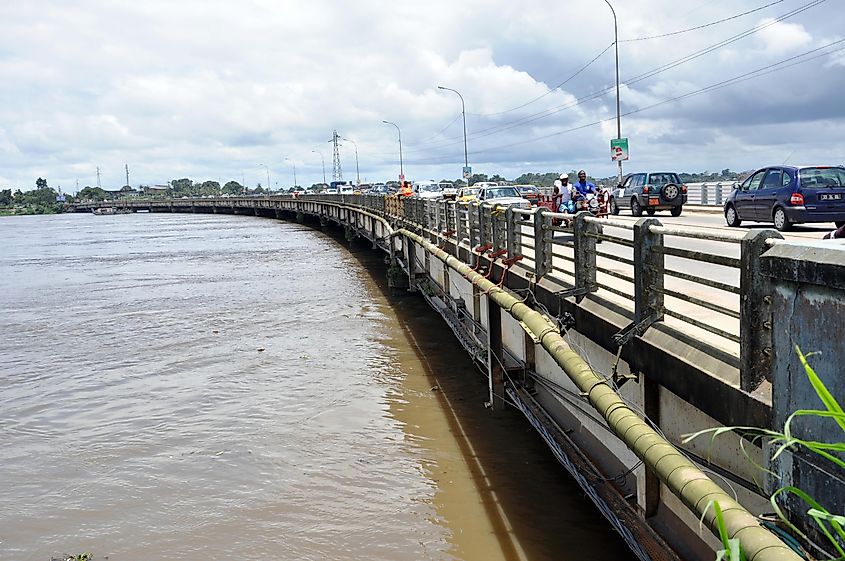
[724,165,845,231]
[610,172,687,217]
[477,185,531,209]
[514,184,541,205]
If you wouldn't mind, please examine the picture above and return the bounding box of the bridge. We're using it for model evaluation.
[73,196,844,561]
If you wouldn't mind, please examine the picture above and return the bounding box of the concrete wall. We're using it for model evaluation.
[762,242,845,545]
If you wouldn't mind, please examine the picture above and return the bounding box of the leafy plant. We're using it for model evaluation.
[684,346,844,559]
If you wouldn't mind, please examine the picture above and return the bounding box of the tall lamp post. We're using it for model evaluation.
[381,120,404,181]
[603,0,623,185]
[258,163,271,194]
[437,86,469,178]
[284,157,297,189]
[311,149,326,185]
[341,137,360,185]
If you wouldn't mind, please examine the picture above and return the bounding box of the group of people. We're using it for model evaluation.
[552,170,599,214]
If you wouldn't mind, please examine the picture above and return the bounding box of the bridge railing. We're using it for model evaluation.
[335,194,779,389]
[684,181,738,206]
[94,193,776,389]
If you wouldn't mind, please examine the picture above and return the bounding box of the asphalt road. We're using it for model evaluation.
[616,205,839,242]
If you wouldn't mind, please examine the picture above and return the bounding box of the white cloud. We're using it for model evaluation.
[0,0,843,190]
[755,18,813,54]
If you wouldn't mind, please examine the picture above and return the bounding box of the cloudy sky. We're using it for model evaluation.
[1,0,843,191]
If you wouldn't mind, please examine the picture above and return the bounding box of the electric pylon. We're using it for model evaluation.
[329,130,343,181]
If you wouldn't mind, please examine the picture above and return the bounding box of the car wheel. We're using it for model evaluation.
[773,207,792,231]
[646,208,656,216]
[631,198,643,217]
[671,205,682,217]
[610,198,620,215]
[663,183,680,202]
[725,205,741,227]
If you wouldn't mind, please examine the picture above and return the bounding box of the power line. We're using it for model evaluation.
[400,0,825,155]
[620,0,786,42]
[623,0,826,85]
[473,42,615,117]
[405,37,845,165]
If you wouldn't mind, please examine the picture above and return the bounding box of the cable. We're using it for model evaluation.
[403,36,845,165]
[398,0,825,157]
[621,0,786,42]
[472,42,615,117]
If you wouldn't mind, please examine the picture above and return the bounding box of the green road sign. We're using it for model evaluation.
[611,138,629,162]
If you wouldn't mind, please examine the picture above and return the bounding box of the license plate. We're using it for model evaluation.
[649,198,659,205]
[819,193,842,201]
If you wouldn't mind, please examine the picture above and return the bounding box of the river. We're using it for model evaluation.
[0,211,632,561]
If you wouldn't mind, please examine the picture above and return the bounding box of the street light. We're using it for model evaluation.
[258,163,271,194]
[381,120,403,181]
[437,86,469,174]
[311,149,326,185]
[284,157,297,189]
[603,0,623,185]
[341,137,360,185]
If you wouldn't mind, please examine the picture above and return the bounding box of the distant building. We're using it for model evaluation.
[104,185,139,199]
[143,185,169,196]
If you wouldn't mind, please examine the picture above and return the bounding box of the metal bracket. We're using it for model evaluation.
[518,320,541,344]
[613,313,661,346]
[554,287,591,299]
[613,370,640,389]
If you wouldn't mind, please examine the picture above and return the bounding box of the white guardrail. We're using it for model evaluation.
[684,182,738,206]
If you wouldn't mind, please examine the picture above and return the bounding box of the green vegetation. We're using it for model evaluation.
[0,178,65,215]
[685,347,844,560]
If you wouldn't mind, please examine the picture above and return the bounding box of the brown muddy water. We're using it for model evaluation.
[0,212,632,560]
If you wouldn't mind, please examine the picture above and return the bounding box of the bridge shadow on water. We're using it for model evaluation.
[310,218,634,561]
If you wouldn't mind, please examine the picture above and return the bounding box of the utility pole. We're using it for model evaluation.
[329,130,343,181]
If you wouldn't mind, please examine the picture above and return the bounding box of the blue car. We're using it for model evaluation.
[724,165,845,231]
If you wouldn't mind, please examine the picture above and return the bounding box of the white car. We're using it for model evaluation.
[413,180,444,200]
[439,182,457,199]
[477,186,531,209]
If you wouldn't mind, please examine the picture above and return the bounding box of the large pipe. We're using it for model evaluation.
[396,228,800,561]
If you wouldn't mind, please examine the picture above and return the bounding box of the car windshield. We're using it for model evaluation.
[487,187,520,198]
[647,173,680,186]
[462,188,479,197]
[799,167,845,189]
[419,184,441,192]
[519,186,538,193]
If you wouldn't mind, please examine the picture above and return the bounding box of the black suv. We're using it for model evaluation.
[610,172,687,217]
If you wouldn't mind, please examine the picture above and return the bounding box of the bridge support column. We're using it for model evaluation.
[633,218,664,325]
[533,208,550,279]
[574,212,599,301]
[740,229,782,391]
[639,376,661,517]
[370,218,378,249]
[487,298,505,412]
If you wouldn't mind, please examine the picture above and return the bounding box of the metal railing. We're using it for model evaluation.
[326,194,781,390]
[685,181,737,206]
[75,193,780,390]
